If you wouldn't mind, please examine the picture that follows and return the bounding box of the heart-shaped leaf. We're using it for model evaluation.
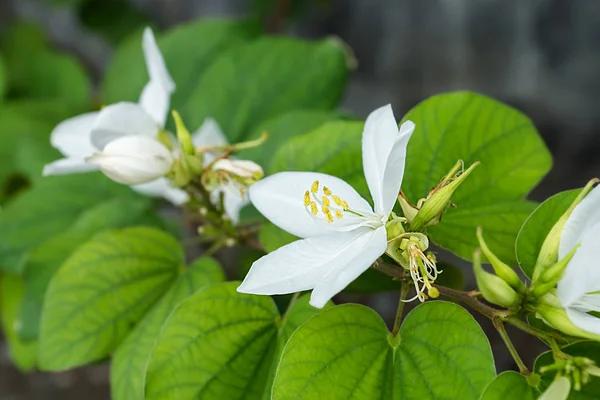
[479,371,535,400]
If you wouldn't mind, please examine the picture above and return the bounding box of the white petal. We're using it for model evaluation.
[142,27,175,93]
[379,120,414,216]
[86,136,173,185]
[210,184,248,224]
[310,226,387,308]
[362,104,411,215]
[557,221,600,307]
[43,157,99,176]
[212,159,263,179]
[50,112,99,157]
[538,377,571,400]
[249,171,374,238]
[90,102,159,150]
[560,185,600,259]
[139,79,170,127]
[237,227,384,300]
[132,178,189,205]
[192,117,228,148]
[565,307,600,336]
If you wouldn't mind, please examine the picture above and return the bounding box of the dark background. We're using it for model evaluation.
[1,0,599,398]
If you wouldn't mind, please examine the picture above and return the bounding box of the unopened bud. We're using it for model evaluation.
[532,245,578,297]
[409,161,479,231]
[533,178,599,283]
[477,227,525,292]
[171,159,191,187]
[473,249,519,308]
[172,110,195,155]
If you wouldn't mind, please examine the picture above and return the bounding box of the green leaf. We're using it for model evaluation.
[401,92,552,264]
[259,221,296,253]
[102,19,259,113]
[184,37,349,142]
[18,197,160,340]
[479,371,535,400]
[273,301,495,400]
[0,273,37,371]
[111,257,225,400]
[236,109,343,170]
[0,53,6,100]
[535,341,600,399]
[38,227,184,371]
[79,0,151,44]
[145,283,328,400]
[516,189,581,278]
[270,120,367,197]
[0,173,133,273]
[429,201,537,264]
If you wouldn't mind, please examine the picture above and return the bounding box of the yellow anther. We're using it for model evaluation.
[322,196,331,207]
[311,180,319,193]
[332,195,342,206]
[304,191,311,207]
[310,202,318,216]
[323,186,332,196]
[341,200,349,210]
[321,205,330,213]
[324,208,334,223]
[335,210,344,219]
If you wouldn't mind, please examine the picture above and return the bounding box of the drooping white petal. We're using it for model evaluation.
[379,120,414,216]
[249,171,375,238]
[557,221,600,307]
[310,226,387,308]
[210,184,248,224]
[90,102,159,150]
[42,157,99,176]
[132,178,189,205]
[192,118,228,148]
[142,27,175,94]
[50,112,99,157]
[237,227,384,301]
[362,104,400,214]
[139,79,170,128]
[538,377,571,400]
[212,159,263,179]
[560,185,600,259]
[565,307,600,336]
[86,136,173,185]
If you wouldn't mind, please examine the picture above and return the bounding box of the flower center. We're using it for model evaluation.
[303,180,356,223]
[404,242,442,302]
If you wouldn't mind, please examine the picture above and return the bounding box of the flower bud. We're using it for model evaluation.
[172,110,195,156]
[532,178,599,283]
[385,214,406,241]
[409,161,479,231]
[212,159,264,183]
[477,227,525,292]
[86,135,173,185]
[536,293,600,341]
[531,245,578,297]
[473,249,520,308]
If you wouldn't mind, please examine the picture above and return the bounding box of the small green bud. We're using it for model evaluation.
[385,215,406,240]
[477,227,525,292]
[171,159,191,187]
[172,110,195,155]
[409,161,479,231]
[536,293,600,341]
[532,245,578,297]
[473,249,520,308]
[526,373,541,388]
[532,178,599,283]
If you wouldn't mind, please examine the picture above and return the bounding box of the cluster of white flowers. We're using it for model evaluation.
[43,28,257,223]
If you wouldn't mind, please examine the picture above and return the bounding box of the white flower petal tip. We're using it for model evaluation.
[538,377,571,400]
[213,159,264,179]
[86,136,173,185]
[192,118,228,148]
[362,104,414,216]
[142,27,175,93]
[49,112,99,158]
[42,158,99,176]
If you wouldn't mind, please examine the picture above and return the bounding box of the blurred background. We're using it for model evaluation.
[1,0,599,398]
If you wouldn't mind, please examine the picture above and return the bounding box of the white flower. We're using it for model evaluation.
[191,118,257,224]
[42,27,187,205]
[556,184,600,334]
[85,135,173,185]
[237,105,414,308]
[538,377,571,400]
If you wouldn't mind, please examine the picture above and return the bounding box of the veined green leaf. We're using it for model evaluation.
[479,371,535,400]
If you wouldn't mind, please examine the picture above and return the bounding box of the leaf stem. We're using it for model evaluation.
[392,280,409,336]
[493,317,530,374]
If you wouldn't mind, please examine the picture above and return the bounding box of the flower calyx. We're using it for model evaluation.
[404,160,479,232]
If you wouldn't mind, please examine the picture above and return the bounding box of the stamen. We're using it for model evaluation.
[332,195,342,206]
[323,186,332,196]
[322,196,331,207]
[322,205,330,213]
[341,200,349,210]
[311,180,319,193]
[304,191,311,207]
[324,208,334,223]
[310,202,318,216]
[335,210,344,219]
